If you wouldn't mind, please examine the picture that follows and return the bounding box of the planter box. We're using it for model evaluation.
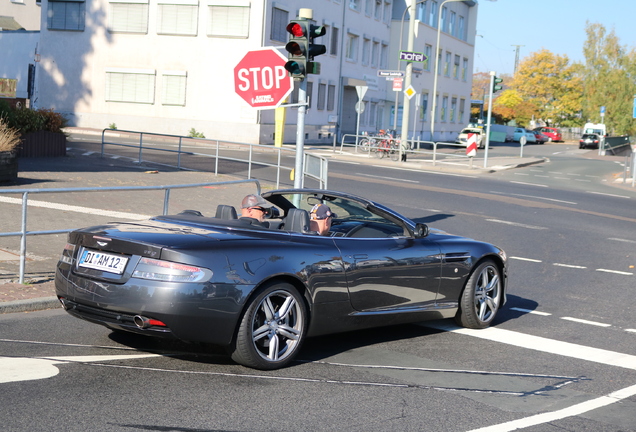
[0,151,18,183]
[19,131,67,157]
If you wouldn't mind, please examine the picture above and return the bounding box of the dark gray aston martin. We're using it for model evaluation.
[55,189,508,370]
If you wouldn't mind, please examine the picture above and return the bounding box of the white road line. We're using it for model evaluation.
[509,307,551,316]
[509,181,548,188]
[561,317,612,328]
[371,165,478,178]
[427,322,636,370]
[596,268,634,276]
[356,172,419,183]
[608,237,636,244]
[486,219,547,230]
[0,196,150,220]
[586,191,631,199]
[535,175,550,178]
[490,191,576,205]
[513,173,530,176]
[509,256,542,263]
[467,383,636,432]
[553,263,587,269]
[626,329,636,333]
[574,179,591,182]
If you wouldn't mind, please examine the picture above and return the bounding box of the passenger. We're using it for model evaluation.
[240,194,272,227]
[309,203,336,236]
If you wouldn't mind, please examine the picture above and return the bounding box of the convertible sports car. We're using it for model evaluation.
[55,189,508,370]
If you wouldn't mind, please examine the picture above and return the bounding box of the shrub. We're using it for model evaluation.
[38,108,68,134]
[0,118,21,152]
[188,128,205,138]
[0,105,68,135]
[109,123,117,130]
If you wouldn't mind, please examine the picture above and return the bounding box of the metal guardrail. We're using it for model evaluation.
[0,179,261,284]
[100,129,328,189]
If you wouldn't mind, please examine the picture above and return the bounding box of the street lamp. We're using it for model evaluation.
[430,0,495,142]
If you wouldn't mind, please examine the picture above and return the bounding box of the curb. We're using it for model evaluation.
[0,297,60,314]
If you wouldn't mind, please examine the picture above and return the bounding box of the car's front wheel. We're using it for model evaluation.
[231,282,307,370]
[455,259,502,329]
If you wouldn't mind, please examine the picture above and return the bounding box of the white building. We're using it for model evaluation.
[31,0,479,144]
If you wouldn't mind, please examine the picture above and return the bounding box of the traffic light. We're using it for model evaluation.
[492,76,503,93]
[284,20,327,80]
[285,19,309,80]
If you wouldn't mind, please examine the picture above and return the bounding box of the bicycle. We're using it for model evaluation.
[373,130,400,161]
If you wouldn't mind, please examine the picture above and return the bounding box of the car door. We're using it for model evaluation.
[333,232,442,312]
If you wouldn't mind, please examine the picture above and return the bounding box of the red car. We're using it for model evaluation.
[531,130,548,144]
[534,127,562,142]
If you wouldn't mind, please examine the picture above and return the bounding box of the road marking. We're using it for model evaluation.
[509,256,542,263]
[574,179,591,182]
[596,268,633,276]
[509,181,549,187]
[513,173,530,176]
[0,196,150,220]
[553,263,587,269]
[561,317,612,327]
[509,307,551,316]
[467,383,636,432]
[490,191,576,205]
[586,191,631,199]
[608,237,636,244]
[357,172,419,183]
[626,329,636,333]
[486,219,547,230]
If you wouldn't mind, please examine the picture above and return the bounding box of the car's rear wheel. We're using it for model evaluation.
[231,282,307,370]
[455,259,501,329]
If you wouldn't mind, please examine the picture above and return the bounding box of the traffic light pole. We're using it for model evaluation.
[483,71,495,168]
[294,80,307,189]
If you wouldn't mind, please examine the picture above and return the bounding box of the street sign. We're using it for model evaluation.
[466,133,477,157]
[399,51,427,62]
[377,70,405,78]
[392,77,403,91]
[234,48,293,109]
[404,85,416,100]
[355,101,365,114]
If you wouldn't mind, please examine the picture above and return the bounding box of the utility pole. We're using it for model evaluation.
[512,45,524,74]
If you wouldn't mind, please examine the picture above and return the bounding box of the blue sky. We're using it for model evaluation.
[473,0,635,76]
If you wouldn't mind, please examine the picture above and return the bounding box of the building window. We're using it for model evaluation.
[420,93,428,122]
[441,96,448,122]
[459,98,465,124]
[48,0,85,31]
[362,37,370,65]
[424,44,432,71]
[271,7,288,42]
[444,51,451,77]
[208,3,250,38]
[346,33,359,62]
[365,0,372,15]
[371,41,379,67]
[462,58,468,81]
[327,84,336,111]
[436,49,441,75]
[330,27,339,55]
[380,43,388,68]
[458,16,465,41]
[374,0,382,20]
[162,71,187,105]
[317,83,326,110]
[106,69,155,104]
[157,0,198,36]
[383,1,390,24]
[430,1,437,27]
[416,1,426,23]
[453,55,460,79]
[369,102,377,128]
[108,0,148,33]
[306,81,313,109]
[349,0,359,11]
[441,6,447,32]
[449,11,456,36]
[450,97,456,122]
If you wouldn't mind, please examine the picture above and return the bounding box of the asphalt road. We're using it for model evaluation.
[1,135,635,431]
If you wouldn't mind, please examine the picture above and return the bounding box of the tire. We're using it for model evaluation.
[390,147,400,161]
[455,259,502,329]
[359,138,370,153]
[231,282,307,370]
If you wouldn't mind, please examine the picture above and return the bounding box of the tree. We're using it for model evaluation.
[582,23,636,135]
[492,89,539,127]
[512,49,583,127]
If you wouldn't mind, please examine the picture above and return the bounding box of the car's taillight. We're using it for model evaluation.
[59,243,76,265]
[132,257,212,283]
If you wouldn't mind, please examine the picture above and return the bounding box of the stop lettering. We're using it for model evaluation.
[234,48,293,109]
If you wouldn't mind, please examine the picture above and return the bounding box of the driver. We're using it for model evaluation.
[240,194,272,227]
[309,203,336,236]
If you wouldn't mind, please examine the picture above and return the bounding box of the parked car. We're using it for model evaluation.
[55,188,508,370]
[534,127,562,142]
[513,128,537,144]
[455,127,485,149]
[531,130,548,144]
[579,133,601,149]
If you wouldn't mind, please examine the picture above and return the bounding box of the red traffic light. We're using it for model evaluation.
[286,22,306,37]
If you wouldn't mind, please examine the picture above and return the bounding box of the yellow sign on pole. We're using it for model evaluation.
[274,99,287,147]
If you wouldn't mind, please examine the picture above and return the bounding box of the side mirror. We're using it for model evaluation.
[414,223,429,238]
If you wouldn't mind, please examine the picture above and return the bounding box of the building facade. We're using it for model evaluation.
[32,0,479,144]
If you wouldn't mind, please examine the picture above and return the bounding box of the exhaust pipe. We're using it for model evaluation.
[59,297,74,311]
[133,315,151,329]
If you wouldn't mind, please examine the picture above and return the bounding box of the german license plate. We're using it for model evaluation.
[79,249,128,274]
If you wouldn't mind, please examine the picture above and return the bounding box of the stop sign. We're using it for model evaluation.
[234,48,293,109]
